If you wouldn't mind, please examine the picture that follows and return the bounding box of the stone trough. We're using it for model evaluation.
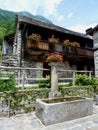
[36,96,93,126]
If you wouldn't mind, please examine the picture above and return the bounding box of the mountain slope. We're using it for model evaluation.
[0,8,52,45]
[17,11,52,24]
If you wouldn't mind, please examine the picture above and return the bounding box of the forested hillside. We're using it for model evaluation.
[0,8,52,45]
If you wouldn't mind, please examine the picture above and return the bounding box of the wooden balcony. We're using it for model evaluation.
[49,44,63,53]
[76,47,93,57]
[26,40,49,51]
[63,46,94,58]
[26,40,93,58]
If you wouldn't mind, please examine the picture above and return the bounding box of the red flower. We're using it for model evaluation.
[73,42,80,47]
[28,33,41,41]
[63,39,70,46]
[46,53,63,63]
[48,35,59,44]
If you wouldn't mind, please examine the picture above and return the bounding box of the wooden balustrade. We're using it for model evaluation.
[26,40,93,58]
[26,40,49,50]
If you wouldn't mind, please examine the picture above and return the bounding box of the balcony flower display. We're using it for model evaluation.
[28,33,41,42]
[63,39,70,46]
[48,35,59,44]
[46,53,63,63]
[63,39,80,47]
[73,42,80,47]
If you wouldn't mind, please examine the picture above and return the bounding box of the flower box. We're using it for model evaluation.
[46,53,63,63]
[48,35,59,44]
[28,33,41,41]
[26,40,49,50]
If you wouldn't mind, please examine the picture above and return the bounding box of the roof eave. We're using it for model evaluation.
[16,15,92,40]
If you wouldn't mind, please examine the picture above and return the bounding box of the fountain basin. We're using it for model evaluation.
[36,97,93,126]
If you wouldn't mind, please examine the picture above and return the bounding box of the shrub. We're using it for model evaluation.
[75,74,90,86]
[38,75,51,88]
[0,72,17,92]
[75,74,98,86]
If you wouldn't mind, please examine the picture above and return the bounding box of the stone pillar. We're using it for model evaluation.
[49,62,61,98]
[16,30,22,85]
[93,31,98,78]
[51,62,58,92]
[17,30,22,66]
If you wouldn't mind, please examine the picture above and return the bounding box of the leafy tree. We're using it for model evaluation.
[0,8,52,45]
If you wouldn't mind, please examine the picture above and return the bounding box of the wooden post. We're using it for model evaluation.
[18,69,21,85]
[8,98,10,118]
[22,70,25,90]
[89,71,92,79]
[73,71,75,86]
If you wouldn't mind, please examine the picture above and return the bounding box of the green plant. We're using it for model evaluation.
[46,53,63,63]
[48,35,59,44]
[63,39,80,47]
[24,105,35,113]
[63,39,70,46]
[59,83,72,88]
[75,74,90,86]
[60,86,93,98]
[38,75,51,88]
[75,74,98,86]
[28,33,41,41]
[73,42,80,47]
[0,72,17,92]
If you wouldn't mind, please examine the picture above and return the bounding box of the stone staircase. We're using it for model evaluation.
[1,55,18,66]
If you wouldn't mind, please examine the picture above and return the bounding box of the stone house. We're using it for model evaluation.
[1,15,94,81]
[86,25,98,78]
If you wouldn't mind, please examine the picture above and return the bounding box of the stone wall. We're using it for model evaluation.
[57,61,77,79]
[1,55,18,66]
[22,60,43,77]
[93,31,98,77]
[0,86,93,115]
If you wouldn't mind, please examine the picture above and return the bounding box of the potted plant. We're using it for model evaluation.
[48,35,63,52]
[46,53,63,63]
[63,39,70,53]
[63,39,70,46]
[48,35,59,44]
[28,33,41,42]
[27,33,42,48]
[73,42,80,47]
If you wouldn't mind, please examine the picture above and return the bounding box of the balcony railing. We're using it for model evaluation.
[76,47,93,57]
[26,40,94,58]
[63,46,94,58]
[26,40,49,50]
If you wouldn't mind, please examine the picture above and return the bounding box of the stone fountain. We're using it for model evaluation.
[36,62,93,126]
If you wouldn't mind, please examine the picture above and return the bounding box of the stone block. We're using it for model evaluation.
[36,97,93,126]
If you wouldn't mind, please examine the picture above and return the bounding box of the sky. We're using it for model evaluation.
[0,0,98,33]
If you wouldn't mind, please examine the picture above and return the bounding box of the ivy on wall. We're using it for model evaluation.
[1,86,93,114]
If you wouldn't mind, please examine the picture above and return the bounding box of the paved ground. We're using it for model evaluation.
[1,104,98,130]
